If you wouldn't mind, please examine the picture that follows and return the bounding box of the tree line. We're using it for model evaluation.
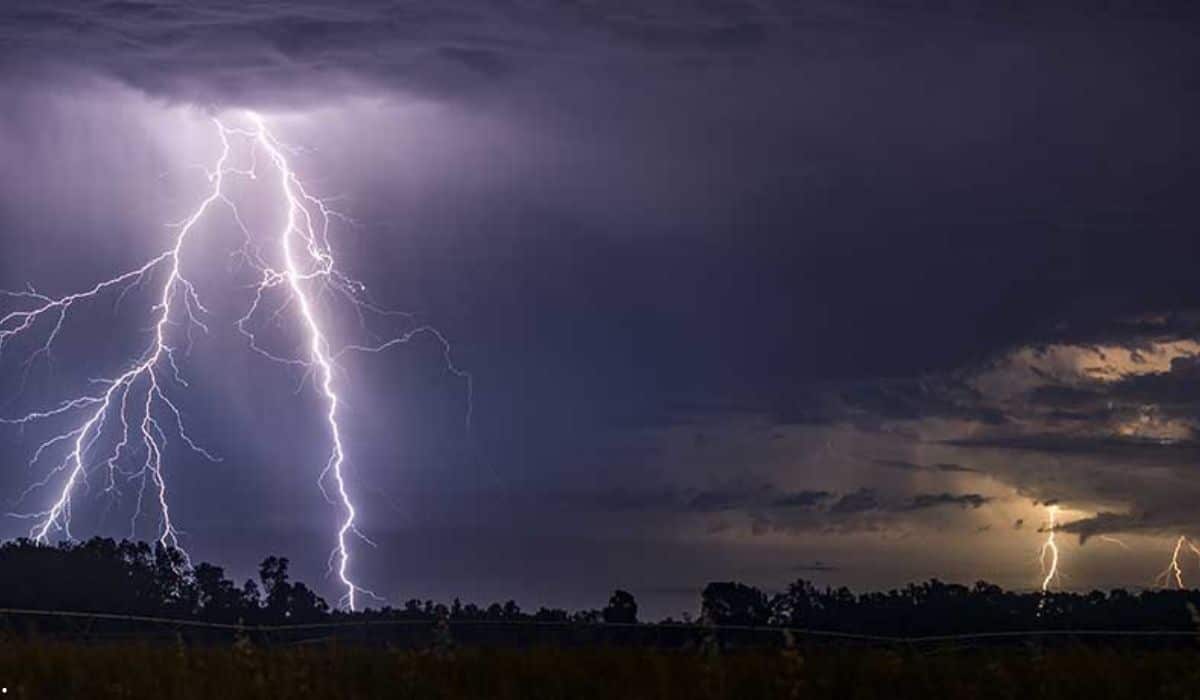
[3,538,1200,634]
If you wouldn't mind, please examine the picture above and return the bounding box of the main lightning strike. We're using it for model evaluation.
[249,113,368,611]
[0,112,468,610]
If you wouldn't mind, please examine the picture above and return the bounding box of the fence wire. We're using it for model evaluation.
[0,607,1198,650]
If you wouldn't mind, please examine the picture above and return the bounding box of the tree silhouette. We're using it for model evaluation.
[701,582,771,626]
[259,556,327,622]
[4,537,1200,640]
[603,590,638,624]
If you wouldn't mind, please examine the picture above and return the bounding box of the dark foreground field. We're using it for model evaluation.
[1,642,1200,699]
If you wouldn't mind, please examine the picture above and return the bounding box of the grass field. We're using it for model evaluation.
[0,641,1199,699]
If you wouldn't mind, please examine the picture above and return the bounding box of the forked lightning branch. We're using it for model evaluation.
[0,112,468,610]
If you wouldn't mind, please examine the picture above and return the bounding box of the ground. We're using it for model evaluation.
[1,641,1199,698]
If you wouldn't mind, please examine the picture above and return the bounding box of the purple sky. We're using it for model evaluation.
[2,1,1200,617]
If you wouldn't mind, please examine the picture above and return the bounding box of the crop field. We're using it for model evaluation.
[0,640,1199,699]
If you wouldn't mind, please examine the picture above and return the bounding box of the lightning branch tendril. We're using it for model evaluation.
[1098,535,1130,549]
[0,111,470,611]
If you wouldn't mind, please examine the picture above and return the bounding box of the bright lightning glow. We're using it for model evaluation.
[0,111,469,610]
[1039,504,1060,593]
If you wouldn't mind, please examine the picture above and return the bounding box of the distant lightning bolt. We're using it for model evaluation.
[1039,504,1060,593]
[0,111,469,610]
[1156,535,1200,590]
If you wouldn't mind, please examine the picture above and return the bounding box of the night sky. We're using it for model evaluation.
[2,1,1200,618]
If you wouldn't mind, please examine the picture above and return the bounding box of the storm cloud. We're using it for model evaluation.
[2,0,1200,615]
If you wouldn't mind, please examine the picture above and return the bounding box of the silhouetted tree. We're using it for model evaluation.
[259,556,290,612]
[603,590,638,624]
[771,579,820,627]
[571,609,603,624]
[9,537,1200,641]
[702,582,771,626]
[194,563,245,621]
[535,607,569,622]
[258,556,327,622]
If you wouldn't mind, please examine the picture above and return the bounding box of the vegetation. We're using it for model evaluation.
[4,538,1200,698]
[0,537,324,624]
[0,641,1197,698]
[5,537,1200,639]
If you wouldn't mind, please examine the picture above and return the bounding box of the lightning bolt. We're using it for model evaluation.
[0,111,469,610]
[1155,535,1200,590]
[1039,504,1060,593]
[1098,534,1130,549]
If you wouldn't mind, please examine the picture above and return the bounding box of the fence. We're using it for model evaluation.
[0,608,1199,651]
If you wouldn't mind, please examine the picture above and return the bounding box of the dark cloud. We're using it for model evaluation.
[829,489,879,515]
[2,0,1200,610]
[1023,312,1200,353]
[904,493,990,511]
[686,481,774,513]
[1025,385,1107,410]
[0,0,822,106]
[943,434,1200,462]
[771,490,833,509]
[1,2,527,103]
[1056,512,1151,543]
[873,459,975,474]
[808,377,1009,428]
[1109,355,1200,408]
[551,480,989,537]
[1054,494,1200,541]
[934,463,976,474]
[569,484,841,518]
[873,459,926,472]
[810,489,990,515]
